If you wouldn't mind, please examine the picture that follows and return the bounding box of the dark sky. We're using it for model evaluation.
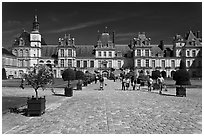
[2,2,202,48]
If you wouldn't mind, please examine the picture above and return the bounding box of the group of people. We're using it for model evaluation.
[121,74,167,93]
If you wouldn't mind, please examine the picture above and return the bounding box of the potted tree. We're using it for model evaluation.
[173,60,191,97]
[76,70,84,90]
[62,68,76,97]
[23,64,53,116]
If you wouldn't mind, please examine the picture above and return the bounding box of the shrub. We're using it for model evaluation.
[62,68,76,87]
[76,71,85,80]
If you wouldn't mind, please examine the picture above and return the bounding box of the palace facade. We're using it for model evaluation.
[2,15,202,79]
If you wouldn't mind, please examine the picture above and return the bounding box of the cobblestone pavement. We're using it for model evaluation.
[3,79,202,134]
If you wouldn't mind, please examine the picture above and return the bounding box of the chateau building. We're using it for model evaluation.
[2,15,202,78]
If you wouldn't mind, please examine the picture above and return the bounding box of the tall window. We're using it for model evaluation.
[118,60,121,68]
[19,49,23,57]
[60,49,64,57]
[152,60,155,68]
[19,60,23,67]
[98,51,101,57]
[109,51,112,57]
[60,59,64,67]
[14,49,18,56]
[137,59,141,67]
[98,60,101,68]
[187,50,190,57]
[68,59,72,67]
[192,50,196,57]
[104,51,106,57]
[25,49,29,57]
[68,49,72,57]
[83,61,87,68]
[162,60,165,68]
[187,60,191,67]
[171,60,175,68]
[90,60,94,67]
[77,60,80,67]
[137,49,141,56]
[146,59,149,67]
[109,60,112,68]
[145,49,149,57]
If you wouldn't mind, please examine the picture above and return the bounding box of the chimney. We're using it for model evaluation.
[112,31,115,43]
[97,30,100,41]
[197,31,200,38]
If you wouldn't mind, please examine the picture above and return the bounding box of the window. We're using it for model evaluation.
[98,51,101,57]
[77,60,80,67]
[192,50,196,57]
[137,49,141,56]
[109,60,112,68]
[25,49,29,57]
[187,60,191,67]
[19,60,23,67]
[83,61,87,68]
[60,49,64,57]
[171,60,175,68]
[19,49,23,57]
[109,51,112,57]
[152,60,155,68]
[25,60,29,67]
[90,60,94,67]
[137,59,141,67]
[118,60,121,68]
[146,59,149,67]
[187,50,190,57]
[68,49,72,57]
[162,60,165,68]
[104,51,106,57]
[60,59,64,67]
[68,59,72,67]
[98,60,101,68]
[145,49,149,57]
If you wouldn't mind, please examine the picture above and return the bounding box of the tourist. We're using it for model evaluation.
[99,75,104,90]
[157,75,164,94]
[148,76,153,92]
[122,77,126,90]
[126,77,130,90]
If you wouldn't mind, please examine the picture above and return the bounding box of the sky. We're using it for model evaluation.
[2,2,202,49]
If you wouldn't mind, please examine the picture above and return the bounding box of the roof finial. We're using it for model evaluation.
[105,26,108,33]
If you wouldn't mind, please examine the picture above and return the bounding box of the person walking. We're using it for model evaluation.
[148,76,153,92]
[157,75,164,94]
[99,75,104,90]
[122,77,126,90]
[126,77,130,90]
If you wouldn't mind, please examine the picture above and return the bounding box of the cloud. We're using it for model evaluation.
[3,20,22,28]
[45,13,140,34]
[2,28,19,35]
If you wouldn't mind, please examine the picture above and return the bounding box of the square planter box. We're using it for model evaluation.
[27,96,46,116]
[176,87,186,97]
[65,87,73,97]
[77,83,82,90]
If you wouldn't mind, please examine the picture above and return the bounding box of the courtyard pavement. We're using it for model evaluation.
[2,79,202,134]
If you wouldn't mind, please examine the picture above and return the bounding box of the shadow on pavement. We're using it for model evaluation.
[52,94,65,97]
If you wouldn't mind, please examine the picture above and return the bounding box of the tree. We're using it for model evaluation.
[24,64,53,100]
[62,68,76,88]
[75,70,84,90]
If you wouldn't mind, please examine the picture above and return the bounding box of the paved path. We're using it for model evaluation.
[3,79,202,134]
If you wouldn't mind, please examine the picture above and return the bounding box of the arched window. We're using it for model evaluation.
[39,60,44,63]
[46,60,51,64]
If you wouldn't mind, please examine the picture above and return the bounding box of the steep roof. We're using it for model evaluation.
[41,45,58,58]
[76,45,95,58]
[2,48,16,57]
[115,44,130,54]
